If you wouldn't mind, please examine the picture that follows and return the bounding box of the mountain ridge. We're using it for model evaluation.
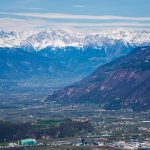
[0,29,150,50]
[0,29,150,81]
[46,46,150,111]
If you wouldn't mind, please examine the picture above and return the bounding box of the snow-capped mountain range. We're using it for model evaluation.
[0,29,150,50]
[0,28,150,79]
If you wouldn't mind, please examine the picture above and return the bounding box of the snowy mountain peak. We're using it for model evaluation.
[0,29,149,50]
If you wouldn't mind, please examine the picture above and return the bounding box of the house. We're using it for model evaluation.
[19,139,37,146]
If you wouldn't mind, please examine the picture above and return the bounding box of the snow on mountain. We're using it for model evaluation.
[0,29,149,50]
[22,29,84,50]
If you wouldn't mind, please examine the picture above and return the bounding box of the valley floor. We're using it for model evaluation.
[0,76,150,150]
[0,103,150,150]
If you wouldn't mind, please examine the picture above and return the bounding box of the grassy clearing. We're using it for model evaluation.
[33,119,64,129]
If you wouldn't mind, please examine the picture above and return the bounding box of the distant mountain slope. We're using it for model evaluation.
[0,45,132,79]
[46,47,150,111]
[0,47,71,78]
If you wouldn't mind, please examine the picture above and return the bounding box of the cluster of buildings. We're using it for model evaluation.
[0,139,37,149]
[110,140,150,150]
[1,138,150,150]
[138,127,150,132]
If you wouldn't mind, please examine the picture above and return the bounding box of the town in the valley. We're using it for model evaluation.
[0,103,150,150]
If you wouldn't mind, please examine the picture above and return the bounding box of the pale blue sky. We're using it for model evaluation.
[0,0,150,32]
